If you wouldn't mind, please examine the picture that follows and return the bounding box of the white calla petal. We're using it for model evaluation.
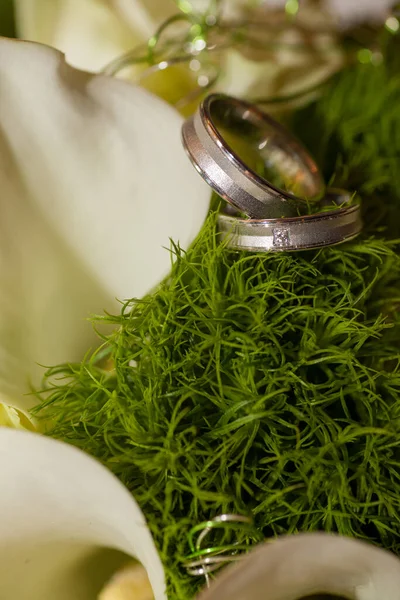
[0,158,112,405]
[111,0,177,41]
[0,428,165,600]
[217,43,342,101]
[14,0,177,72]
[326,0,398,26]
[198,533,400,600]
[0,38,210,403]
[14,0,140,71]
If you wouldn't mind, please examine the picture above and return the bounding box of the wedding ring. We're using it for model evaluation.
[182,94,325,219]
[218,190,362,252]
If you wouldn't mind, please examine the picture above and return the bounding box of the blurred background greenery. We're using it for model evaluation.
[0,0,15,37]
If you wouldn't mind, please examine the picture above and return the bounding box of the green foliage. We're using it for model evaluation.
[292,35,400,234]
[35,37,400,599]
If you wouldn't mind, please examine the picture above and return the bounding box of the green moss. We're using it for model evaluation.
[35,37,400,599]
[292,35,400,234]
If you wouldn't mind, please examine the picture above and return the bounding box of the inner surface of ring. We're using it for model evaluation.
[221,188,351,220]
[208,97,322,201]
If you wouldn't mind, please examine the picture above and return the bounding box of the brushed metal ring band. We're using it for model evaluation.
[182,94,325,219]
[218,190,362,252]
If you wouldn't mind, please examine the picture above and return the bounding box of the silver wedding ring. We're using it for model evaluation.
[182,94,325,219]
[182,94,363,251]
[218,190,362,252]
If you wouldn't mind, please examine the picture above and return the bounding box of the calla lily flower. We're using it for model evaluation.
[14,0,399,72]
[198,533,400,600]
[0,37,210,408]
[14,0,178,71]
[0,427,166,600]
[14,0,394,114]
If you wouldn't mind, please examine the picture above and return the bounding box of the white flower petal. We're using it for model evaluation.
[0,38,210,403]
[14,0,138,71]
[326,0,397,26]
[0,428,165,600]
[217,37,343,101]
[198,533,400,600]
[14,0,177,71]
[0,162,113,404]
[111,0,177,42]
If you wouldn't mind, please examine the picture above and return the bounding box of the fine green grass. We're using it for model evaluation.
[34,35,400,599]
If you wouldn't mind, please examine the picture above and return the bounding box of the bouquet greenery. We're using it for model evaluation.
[36,33,400,598]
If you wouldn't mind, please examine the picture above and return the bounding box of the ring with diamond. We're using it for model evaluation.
[182,94,325,219]
[218,189,362,252]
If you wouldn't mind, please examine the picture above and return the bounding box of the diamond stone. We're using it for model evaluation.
[272,228,290,247]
